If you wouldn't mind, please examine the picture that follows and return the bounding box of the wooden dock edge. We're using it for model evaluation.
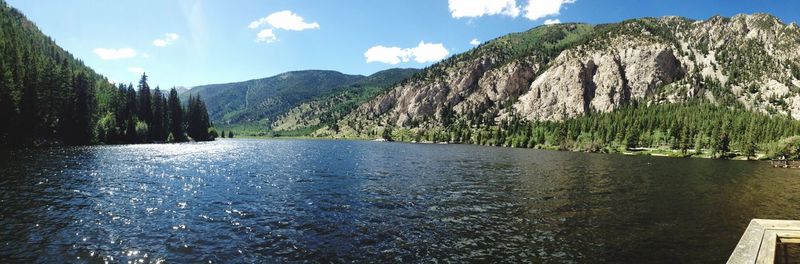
[728,219,800,263]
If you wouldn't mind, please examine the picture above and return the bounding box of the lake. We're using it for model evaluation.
[2,139,800,263]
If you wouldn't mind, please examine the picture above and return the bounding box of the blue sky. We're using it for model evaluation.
[6,0,800,88]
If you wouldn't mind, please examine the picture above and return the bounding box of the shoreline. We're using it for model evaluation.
[225,135,769,161]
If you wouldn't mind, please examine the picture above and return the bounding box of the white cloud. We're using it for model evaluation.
[411,42,450,63]
[255,29,277,43]
[93,48,136,60]
[544,18,561,25]
[470,38,481,46]
[365,46,405,64]
[249,10,319,31]
[448,0,520,18]
[153,33,179,47]
[364,41,449,65]
[524,0,575,20]
[128,67,145,75]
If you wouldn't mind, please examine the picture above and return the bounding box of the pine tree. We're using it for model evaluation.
[137,73,152,127]
[186,94,212,141]
[167,87,186,142]
[679,122,691,154]
[67,71,96,145]
[0,61,16,145]
[719,120,731,158]
[123,84,138,141]
[18,76,39,143]
[742,119,758,160]
[126,116,137,143]
[150,87,167,141]
[625,122,639,150]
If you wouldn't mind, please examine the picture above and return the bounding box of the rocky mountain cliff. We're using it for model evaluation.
[332,14,800,137]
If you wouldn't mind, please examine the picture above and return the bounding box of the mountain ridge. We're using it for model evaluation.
[331,13,800,134]
[260,13,800,158]
[180,68,419,131]
[127,12,800,158]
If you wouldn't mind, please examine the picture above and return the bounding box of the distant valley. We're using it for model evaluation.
[179,69,418,136]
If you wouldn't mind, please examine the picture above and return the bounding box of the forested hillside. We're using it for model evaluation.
[181,70,364,125]
[270,68,418,136]
[182,68,417,136]
[327,14,800,159]
[0,0,214,146]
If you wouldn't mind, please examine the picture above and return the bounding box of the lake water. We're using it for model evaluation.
[2,139,800,263]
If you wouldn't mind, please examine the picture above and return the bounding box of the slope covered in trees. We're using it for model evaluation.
[377,101,799,159]
[0,0,110,145]
[180,70,366,125]
[181,69,417,131]
[247,68,419,136]
[0,1,214,146]
[318,14,800,159]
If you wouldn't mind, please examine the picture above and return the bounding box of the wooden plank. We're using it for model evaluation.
[756,230,777,264]
[775,231,800,238]
[728,219,800,264]
[728,219,767,263]
[779,238,800,244]
[754,219,800,230]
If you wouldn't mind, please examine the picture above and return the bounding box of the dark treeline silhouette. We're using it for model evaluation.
[97,73,215,144]
[0,1,214,146]
[0,1,108,146]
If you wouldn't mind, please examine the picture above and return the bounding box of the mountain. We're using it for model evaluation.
[270,68,419,134]
[173,86,190,94]
[341,15,800,128]
[182,68,418,133]
[317,14,800,157]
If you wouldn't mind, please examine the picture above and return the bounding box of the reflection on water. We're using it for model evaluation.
[2,139,800,262]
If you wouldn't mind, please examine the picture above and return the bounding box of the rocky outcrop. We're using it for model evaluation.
[335,14,800,136]
[515,40,685,120]
[352,55,545,127]
[357,59,485,126]
[457,57,541,118]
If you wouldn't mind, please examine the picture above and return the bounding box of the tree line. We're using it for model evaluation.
[96,73,216,144]
[0,1,215,146]
[0,1,103,145]
[380,101,800,159]
[0,66,216,146]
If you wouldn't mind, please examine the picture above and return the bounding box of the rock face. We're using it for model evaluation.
[355,55,545,127]
[470,57,541,115]
[516,41,685,121]
[335,14,800,136]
